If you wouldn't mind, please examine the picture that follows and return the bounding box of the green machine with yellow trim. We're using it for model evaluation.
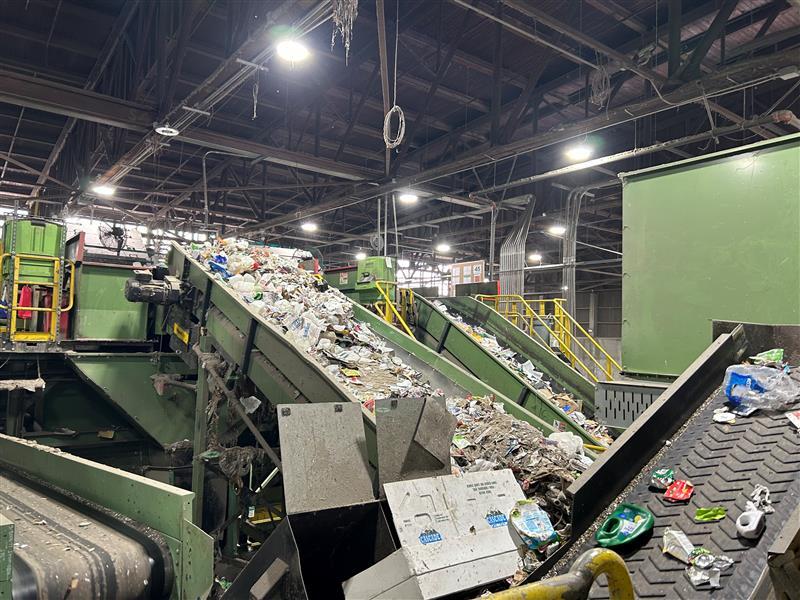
[324,255,397,305]
[0,218,75,347]
[0,217,213,598]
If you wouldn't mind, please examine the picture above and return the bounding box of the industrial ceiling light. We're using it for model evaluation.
[300,222,318,232]
[528,252,542,262]
[355,251,367,261]
[398,192,419,204]
[154,123,180,136]
[276,39,310,63]
[548,224,567,236]
[565,144,592,162]
[435,242,451,253]
[561,285,569,291]
[398,258,410,268]
[90,184,116,197]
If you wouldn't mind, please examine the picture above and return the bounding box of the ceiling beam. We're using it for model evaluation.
[31,0,142,197]
[236,49,799,234]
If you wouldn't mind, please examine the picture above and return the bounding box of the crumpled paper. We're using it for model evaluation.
[433,301,613,445]
[191,239,440,408]
[447,395,584,540]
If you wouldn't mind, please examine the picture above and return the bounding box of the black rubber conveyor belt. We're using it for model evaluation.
[0,469,171,599]
[566,388,800,599]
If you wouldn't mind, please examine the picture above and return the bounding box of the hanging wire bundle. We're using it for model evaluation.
[589,54,611,107]
[383,0,405,149]
[331,0,359,64]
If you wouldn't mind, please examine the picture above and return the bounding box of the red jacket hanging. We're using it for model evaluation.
[17,285,33,319]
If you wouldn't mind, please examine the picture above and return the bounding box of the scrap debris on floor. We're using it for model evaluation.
[433,300,613,445]
[448,395,593,579]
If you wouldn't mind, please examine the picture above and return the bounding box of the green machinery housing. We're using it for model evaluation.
[0,218,70,345]
[0,218,213,597]
[323,255,396,304]
[621,132,800,378]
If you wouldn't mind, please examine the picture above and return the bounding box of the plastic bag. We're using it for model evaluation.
[723,365,800,410]
[509,499,559,551]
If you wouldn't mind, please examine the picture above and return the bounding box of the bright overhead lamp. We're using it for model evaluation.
[565,144,592,162]
[355,251,367,261]
[398,192,419,204]
[561,285,569,291]
[154,123,180,136]
[398,258,410,268]
[528,252,542,262]
[90,184,116,197]
[276,39,310,63]
[435,242,451,253]
[548,224,567,236]
[300,222,318,232]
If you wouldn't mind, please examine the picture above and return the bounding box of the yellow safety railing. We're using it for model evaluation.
[476,294,621,382]
[374,280,414,337]
[485,548,633,600]
[0,252,75,343]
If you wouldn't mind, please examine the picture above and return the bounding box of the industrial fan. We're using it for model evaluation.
[98,222,127,255]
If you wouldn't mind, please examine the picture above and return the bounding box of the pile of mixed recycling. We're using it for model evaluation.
[189,239,590,570]
[191,238,437,408]
[433,301,613,445]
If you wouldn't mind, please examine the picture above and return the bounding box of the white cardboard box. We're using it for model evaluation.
[343,469,525,599]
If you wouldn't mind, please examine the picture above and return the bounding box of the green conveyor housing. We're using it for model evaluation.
[166,244,564,459]
[413,295,602,445]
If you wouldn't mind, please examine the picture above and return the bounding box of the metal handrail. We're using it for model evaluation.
[374,280,414,337]
[476,293,619,382]
[485,548,633,600]
[476,293,599,382]
[551,297,622,372]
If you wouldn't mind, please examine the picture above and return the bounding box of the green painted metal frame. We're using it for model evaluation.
[441,296,595,403]
[73,264,148,341]
[66,353,196,448]
[413,295,603,445]
[167,244,560,463]
[0,433,213,599]
[621,133,800,377]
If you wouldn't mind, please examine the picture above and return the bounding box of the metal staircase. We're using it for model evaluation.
[476,294,621,382]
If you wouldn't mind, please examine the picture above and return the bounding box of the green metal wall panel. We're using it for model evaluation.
[621,134,800,377]
[74,264,148,340]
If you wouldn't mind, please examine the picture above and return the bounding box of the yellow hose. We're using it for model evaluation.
[485,548,633,600]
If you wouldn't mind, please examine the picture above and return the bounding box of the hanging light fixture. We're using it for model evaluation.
[90,184,116,197]
[154,123,180,136]
[276,39,310,63]
[398,192,419,204]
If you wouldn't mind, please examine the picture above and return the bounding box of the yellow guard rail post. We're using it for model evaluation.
[374,280,414,337]
[476,294,621,382]
[485,548,634,600]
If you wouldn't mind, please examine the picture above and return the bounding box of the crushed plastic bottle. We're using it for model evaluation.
[723,365,800,410]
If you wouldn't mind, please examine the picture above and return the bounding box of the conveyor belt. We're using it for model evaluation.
[0,468,174,599]
[167,243,565,458]
[413,294,602,444]
[568,390,800,598]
